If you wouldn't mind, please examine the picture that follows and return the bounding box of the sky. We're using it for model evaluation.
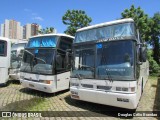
[0,0,159,33]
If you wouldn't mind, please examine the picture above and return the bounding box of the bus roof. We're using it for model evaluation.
[77,18,134,32]
[0,37,10,42]
[29,33,74,39]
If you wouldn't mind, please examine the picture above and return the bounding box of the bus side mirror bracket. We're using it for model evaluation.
[65,49,72,67]
[56,55,62,65]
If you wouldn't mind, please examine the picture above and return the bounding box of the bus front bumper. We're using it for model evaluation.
[9,69,20,80]
[20,79,53,93]
[70,87,137,109]
[9,74,20,80]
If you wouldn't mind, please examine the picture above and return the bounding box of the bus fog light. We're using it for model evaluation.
[42,80,52,84]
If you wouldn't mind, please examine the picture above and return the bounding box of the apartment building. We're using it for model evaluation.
[0,19,23,39]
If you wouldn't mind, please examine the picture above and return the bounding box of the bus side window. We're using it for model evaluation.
[59,37,72,51]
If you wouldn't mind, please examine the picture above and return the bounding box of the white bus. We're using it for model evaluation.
[20,34,74,93]
[10,41,28,80]
[0,37,11,85]
[70,18,149,109]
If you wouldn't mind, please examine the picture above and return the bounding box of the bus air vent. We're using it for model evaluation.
[97,85,112,90]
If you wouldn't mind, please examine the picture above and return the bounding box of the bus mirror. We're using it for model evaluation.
[56,55,62,65]
[65,52,69,64]
[65,49,72,67]
[139,47,147,62]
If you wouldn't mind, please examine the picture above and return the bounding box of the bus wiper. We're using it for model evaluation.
[25,50,46,64]
[34,57,46,64]
[76,73,83,80]
[24,49,34,56]
[79,64,95,71]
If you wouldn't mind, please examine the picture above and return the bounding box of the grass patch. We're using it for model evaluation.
[0,97,45,111]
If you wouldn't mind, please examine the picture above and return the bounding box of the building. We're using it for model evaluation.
[0,19,56,40]
[0,19,23,39]
[23,23,41,39]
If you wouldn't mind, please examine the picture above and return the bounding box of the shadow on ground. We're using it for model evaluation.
[0,80,20,87]
[19,87,69,98]
[153,77,160,118]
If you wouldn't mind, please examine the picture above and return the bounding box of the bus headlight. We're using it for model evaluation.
[116,87,135,92]
[70,83,79,87]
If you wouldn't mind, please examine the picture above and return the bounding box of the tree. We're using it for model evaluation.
[121,5,151,42]
[147,50,160,76]
[149,12,160,64]
[38,27,55,34]
[62,10,92,36]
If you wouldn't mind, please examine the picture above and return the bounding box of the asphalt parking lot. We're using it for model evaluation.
[0,76,159,120]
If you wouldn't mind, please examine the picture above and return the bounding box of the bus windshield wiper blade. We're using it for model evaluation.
[25,50,46,64]
[76,73,83,80]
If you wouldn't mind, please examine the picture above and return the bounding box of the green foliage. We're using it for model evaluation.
[121,5,160,75]
[121,5,151,42]
[62,10,92,36]
[150,12,160,64]
[147,50,160,76]
[38,27,55,34]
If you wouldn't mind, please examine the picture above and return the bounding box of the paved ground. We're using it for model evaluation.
[0,76,159,120]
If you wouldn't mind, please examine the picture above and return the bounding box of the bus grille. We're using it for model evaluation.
[81,84,93,88]
[97,85,112,91]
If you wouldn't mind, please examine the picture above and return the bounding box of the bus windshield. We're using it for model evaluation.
[75,23,135,43]
[72,40,135,80]
[21,48,55,75]
[0,40,6,56]
[96,40,135,80]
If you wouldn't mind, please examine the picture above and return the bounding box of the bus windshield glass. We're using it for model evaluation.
[0,40,6,56]
[72,41,135,80]
[21,49,55,75]
[96,40,135,80]
[71,47,95,79]
[75,23,135,43]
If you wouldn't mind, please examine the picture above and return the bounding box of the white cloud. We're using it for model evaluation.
[31,13,37,16]
[32,16,44,21]
[24,8,32,12]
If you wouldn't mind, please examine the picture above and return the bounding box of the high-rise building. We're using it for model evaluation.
[0,19,23,39]
[23,23,41,39]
